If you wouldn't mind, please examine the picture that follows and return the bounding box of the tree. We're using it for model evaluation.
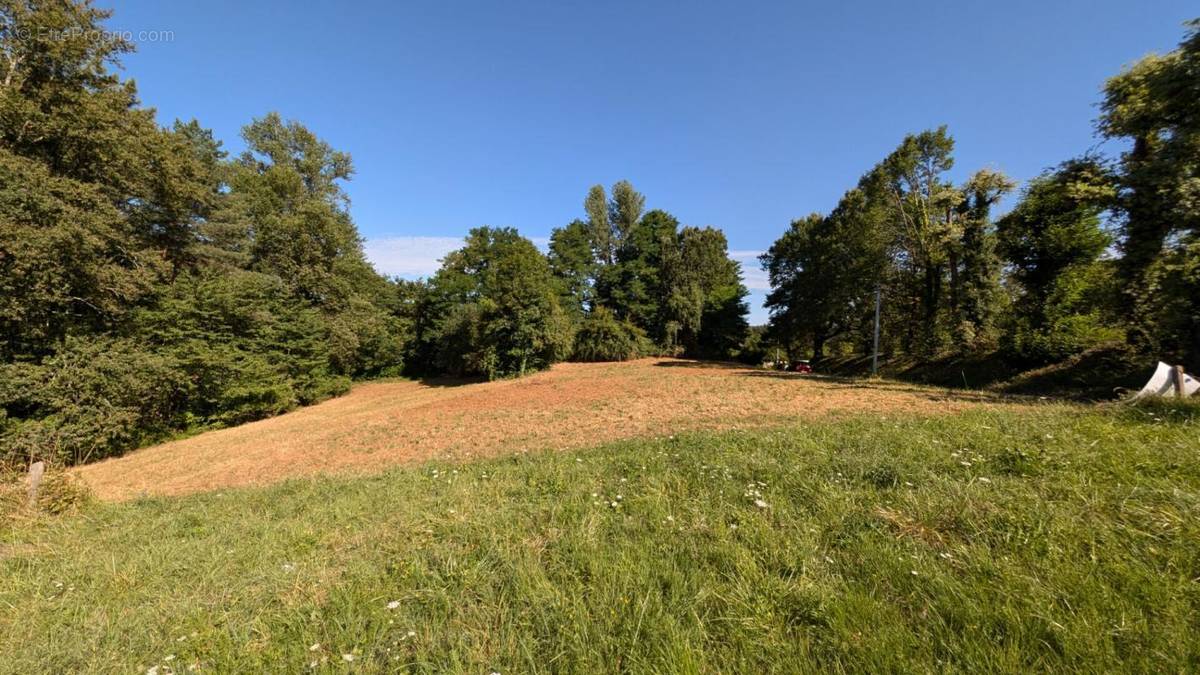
[874,127,961,355]
[548,219,596,315]
[608,179,645,247]
[953,169,1016,350]
[425,227,572,379]
[1099,19,1200,363]
[584,184,615,265]
[0,0,211,357]
[230,113,363,306]
[761,185,890,362]
[604,208,678,334]
[662,227,749,358]
[572,306,647,361]
[996,159,1119,360]
[0,1,409,467]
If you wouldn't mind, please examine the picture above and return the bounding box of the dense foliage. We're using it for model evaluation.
[550,188,750,359]
[0,1,752,468]
[763,19,1200,372]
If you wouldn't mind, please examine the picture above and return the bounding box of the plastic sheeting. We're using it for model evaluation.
[1133,361,1200,399]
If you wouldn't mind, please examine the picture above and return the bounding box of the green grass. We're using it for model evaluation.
[2,402,1198,673]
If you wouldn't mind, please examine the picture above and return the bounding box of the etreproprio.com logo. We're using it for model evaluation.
[4,25,175,43]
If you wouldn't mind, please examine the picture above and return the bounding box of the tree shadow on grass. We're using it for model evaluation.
[651,359,750,370]
[734,369,1027,404]
[415,375,487,388]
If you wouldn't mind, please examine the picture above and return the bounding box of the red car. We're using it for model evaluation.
[789,360,813,374]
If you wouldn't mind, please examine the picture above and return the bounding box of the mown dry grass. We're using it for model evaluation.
[74,359,1018,500]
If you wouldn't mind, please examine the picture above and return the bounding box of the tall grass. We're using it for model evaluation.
[1,403,1197,673]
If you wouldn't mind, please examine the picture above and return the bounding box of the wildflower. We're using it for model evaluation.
[406,630,417,637]
[342,653,355,662]
[147,667,159,675]
[911,570,919,576]
[165,655,175,662]
[310,643,321,651]
[387,600,400,610]
[978,477,991,483]
[754,499,768,508]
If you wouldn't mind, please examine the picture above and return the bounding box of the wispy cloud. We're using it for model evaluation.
[363,236,464,278]
[728,250,769,291]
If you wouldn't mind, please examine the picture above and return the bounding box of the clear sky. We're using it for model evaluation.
[106,0,1196,324]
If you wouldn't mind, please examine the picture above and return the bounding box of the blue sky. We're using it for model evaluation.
[107,0,1196,324]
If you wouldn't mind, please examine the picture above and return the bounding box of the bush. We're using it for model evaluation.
[327,296,409,377]
[572,307,648,362]
[1,465,92,525]
[0,337,188,467]
[133,270,353,421]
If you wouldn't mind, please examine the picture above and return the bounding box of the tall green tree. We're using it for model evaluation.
[1099,19,1200,363]
[874,127,961,355]
[662,226,749,358]
[762,184,889,361]
[424,227,572,379]
[953,169,1016,350]
[584,184,615,265]
[996,159,1119,360]
[604,208,678,334]
[0,0,209,358]
[547,219,596,315]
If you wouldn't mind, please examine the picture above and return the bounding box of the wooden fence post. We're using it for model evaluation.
[1172,365,1187,398]
[26,461,45,509]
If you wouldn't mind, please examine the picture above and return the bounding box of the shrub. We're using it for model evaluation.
[1,465,92,525]
[572,307,648,362]
[326,296,409,377]
[0,337,187,467]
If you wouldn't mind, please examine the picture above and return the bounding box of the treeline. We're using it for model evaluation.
[762,19,1200,372]
[397,184,750,380]
[0,2,749,468]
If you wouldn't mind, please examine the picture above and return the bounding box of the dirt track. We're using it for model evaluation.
[75,359,1010,500]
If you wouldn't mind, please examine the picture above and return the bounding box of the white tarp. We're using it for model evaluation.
[1133,361,1200,399]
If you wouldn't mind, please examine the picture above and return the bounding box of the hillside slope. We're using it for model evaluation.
[74,359,1013,500]
[6,404,1197,672]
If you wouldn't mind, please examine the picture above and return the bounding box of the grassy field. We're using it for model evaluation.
[2,399,1197,673]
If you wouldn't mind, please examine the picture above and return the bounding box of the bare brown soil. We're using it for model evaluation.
[74,359,1015,500]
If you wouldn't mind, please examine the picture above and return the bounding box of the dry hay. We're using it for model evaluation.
[75,359,1014,500]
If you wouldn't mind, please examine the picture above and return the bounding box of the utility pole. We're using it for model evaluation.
[871,285,882,377]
